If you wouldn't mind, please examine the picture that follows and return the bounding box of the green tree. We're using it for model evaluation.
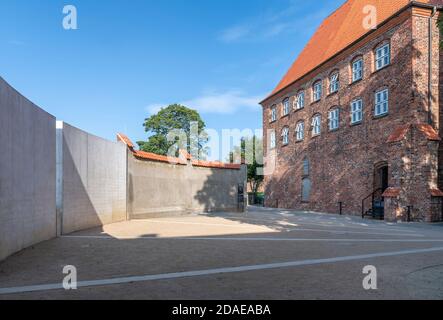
[140,104,207,157]
[229,136,264,200]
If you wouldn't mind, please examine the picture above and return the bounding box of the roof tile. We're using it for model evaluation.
[387,124,441,143]
[416,124,440,141]
[387,124,411,143]
[430,188,443,197]
[117,133,241,169]
[117,133,135,149]
[266,0,439,100]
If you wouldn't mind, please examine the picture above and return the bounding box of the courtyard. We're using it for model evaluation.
[0,207,443,300]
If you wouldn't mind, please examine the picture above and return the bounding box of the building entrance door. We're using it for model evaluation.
[371,163,389,219]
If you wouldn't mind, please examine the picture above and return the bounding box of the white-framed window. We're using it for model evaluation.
[295,122,305,141]
[375,89,389,116]
[283,98,290,116]
[352,58,363,82]
[312,115,321,136]
[271,106,277,122]
[329,73,339,94]
[295,91,305,110]
[270,131,276,149]
[313,81,322,102]
[375,44,390,70]
[282,127,289,145]
[351,99,363,124]
[329,108,340,130]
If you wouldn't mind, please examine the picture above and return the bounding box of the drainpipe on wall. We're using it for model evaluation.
[428,6,437,126]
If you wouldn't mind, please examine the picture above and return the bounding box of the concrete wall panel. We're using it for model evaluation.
[62,123,127,234]
[128,154,247,219]
[0,77,56,261]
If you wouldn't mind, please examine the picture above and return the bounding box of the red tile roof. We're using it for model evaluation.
[383,187,401,198]
[264,0,440,101]
[387,124,440,143]
[192,160,241,170]
[416,124,441,141]
[386,124,411,143]
[134,150,187,165]
[117,133,241,170]
[117,133,135,149]
[430,188,443,197]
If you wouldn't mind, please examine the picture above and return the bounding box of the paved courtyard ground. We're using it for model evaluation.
[1,207,443,300]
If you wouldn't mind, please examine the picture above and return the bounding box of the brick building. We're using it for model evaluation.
[260,0,443,222]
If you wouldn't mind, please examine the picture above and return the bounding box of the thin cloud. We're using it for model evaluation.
[8,40,25,46]
[146,90,263,115]
[219,25,251,43]
[218,1,336,43]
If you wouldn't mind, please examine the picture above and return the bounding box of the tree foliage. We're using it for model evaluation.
[140,104,207,157]
[229,136,264,197]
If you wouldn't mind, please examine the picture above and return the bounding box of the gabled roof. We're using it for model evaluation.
[263,0,441,102]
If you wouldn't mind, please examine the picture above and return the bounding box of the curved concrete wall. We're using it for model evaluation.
[0,77,56,261]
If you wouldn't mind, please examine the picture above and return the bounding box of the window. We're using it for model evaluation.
[295,91,305,110]
[282,98,290,116]
[302,178,311,202]
[351,99,363,124]
[352,58,363,82]
[329,108,340,130]
[375,44,390,70]
[302,158,310,202]
[270,131,276,149]
[329,73,339,94]
[271,106,277,122]
[313,81,322,102]
[312,115,321,136]
[282,127,289,145]
[375,89,389,116]
[295,121,305,141]
[303,158,310,176]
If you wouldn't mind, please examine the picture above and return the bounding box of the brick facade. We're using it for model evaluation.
[261,5,443,222]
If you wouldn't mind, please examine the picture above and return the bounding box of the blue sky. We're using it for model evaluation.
[0,0,345,160]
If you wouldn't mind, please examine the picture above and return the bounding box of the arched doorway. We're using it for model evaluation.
[372,162,389,219]
[374,162,389,193]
